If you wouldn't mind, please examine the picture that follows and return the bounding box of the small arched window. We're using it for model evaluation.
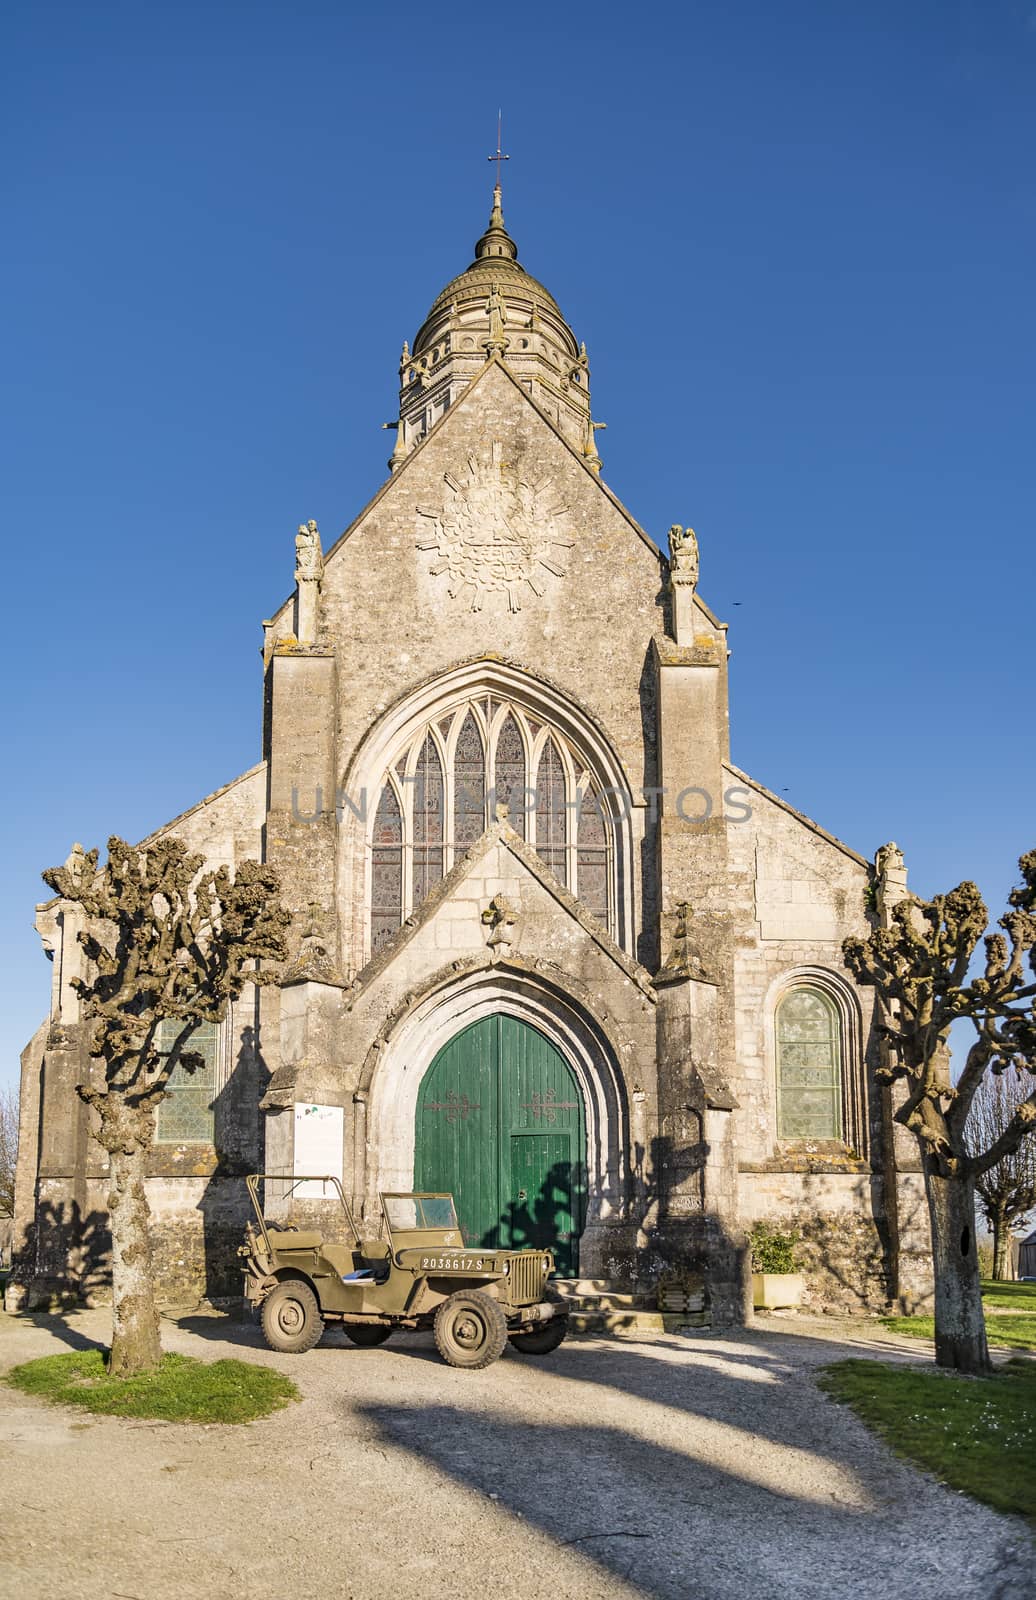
[776,987,843,1141]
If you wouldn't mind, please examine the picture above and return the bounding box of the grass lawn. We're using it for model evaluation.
[818,1357,1036,1523]
[980,1278,1036,1311]
[881,1281,1036,1351]
[881,1313,1036,1350]
[4,1349,299,1423]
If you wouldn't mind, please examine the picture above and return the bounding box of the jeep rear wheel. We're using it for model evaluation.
[344,1324,392,1347]
[433,1289,508,1370]
[509,1319,567,1356]
[261,1280,324,1354]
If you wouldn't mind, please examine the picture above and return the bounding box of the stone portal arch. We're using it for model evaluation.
[360,965,630,1277]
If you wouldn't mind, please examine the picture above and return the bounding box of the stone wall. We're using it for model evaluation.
[741,1172,893,1312]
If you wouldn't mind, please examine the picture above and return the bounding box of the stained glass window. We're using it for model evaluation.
[371,782,403,951]
[535,738,567,885]
[412,733,444,902]
[576,786,609,922]
[453,711,485,852]
[368,701,624,951]
[155,1018,217,1143]
[493,713,526,839]
[777,988,842,1141]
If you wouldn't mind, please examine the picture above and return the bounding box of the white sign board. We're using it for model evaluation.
[293,1103,344,1199]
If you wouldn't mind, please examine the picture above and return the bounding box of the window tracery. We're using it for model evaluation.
[367,697,617,952]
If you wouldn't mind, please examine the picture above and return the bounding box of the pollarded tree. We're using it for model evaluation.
[43,836,290,1377]
[965,1069,1036,1280]
[843,851,1036,1375]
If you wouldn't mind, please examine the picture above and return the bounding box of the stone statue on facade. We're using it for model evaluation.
[484,285,509,354]
[294,520,324,644]
[282,901,344,987]
[481,894,521,958]
[667,525,699,591]
[295,519,324,583]
[875,841,905,879]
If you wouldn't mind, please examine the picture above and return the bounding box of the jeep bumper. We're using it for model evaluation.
[509,1300,563,1329]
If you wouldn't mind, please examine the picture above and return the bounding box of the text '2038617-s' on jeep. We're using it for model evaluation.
[239,1174,567,1369]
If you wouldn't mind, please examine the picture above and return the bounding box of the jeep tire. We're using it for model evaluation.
[509,1319,568,1356]
[433,1289,508,1369]
[260,1279,324,1354]
[344,1324,393,1347]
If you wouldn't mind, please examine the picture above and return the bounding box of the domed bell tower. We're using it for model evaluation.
[388,185,599,470]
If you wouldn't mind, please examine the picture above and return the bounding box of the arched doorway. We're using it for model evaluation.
[415,1015,586,1276]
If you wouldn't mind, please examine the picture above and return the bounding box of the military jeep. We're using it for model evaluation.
[239,1173,567,1369]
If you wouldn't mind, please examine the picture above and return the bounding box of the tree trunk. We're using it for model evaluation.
[924,1163,990,1375]
[992,1209,1013,1281]
[106,1138,162,1377]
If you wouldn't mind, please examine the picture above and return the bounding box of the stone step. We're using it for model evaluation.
[551,1278,620,1296]
[551,1281,706,1316]
[554,1290,653,1312]
[567,1308,711,1336]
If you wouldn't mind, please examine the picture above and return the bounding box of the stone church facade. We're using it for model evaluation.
[9,187,932,1320]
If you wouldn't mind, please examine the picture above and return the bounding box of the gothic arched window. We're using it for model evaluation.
[776,987,843,1142]
[493,712,527,839]
[366,697,618,954]
[535,738,567,885]
[371,782,403,953]
[576,784,609,924]
[453,711,485,850]
[412,733,444,904]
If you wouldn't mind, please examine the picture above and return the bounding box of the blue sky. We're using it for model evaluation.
[2,1,1033,1091]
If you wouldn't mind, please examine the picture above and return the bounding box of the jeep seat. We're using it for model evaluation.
[265,1229,323,1251]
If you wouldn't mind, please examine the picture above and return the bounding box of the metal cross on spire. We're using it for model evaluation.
[488,111,510,190]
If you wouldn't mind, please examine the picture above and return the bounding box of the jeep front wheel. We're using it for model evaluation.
[344,1324,392,1347]
[433,1290,508,1370]
[509,1319,567,1356]
[261,1280,324,1354]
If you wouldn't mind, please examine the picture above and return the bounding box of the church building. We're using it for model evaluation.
[9,184,932,1321]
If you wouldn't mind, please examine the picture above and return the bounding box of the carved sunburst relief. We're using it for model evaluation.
[416,440,575,612]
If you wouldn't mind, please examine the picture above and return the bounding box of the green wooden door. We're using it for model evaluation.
[415,1015,586,1276]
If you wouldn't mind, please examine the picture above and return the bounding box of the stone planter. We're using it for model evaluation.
[752,1272,804,1310]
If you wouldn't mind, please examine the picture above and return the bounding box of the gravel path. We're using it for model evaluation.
[0,1308,1031,1600]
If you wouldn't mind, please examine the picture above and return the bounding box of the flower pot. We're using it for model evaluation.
[752,1272,804,1310]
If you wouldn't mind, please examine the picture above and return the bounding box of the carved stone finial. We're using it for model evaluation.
[399,339,410,375]
[383,420,407,473]
[662,901,710,981]
[583,418,606,474]
[481,894,521,959]
[494,799,510,824]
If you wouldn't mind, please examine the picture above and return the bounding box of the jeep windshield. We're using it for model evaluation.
[382,1195,460,1232]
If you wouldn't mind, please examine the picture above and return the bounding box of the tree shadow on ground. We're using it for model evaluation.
[14,1312,106,1354]
[351,1392,1012,1600]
